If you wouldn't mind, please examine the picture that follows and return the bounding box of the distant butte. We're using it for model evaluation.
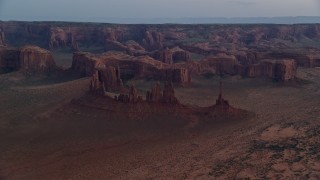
[0,45,56,74]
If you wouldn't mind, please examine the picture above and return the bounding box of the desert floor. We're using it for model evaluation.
[1,67,320,179]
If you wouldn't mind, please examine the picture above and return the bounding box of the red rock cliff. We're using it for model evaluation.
[19,46,56,74]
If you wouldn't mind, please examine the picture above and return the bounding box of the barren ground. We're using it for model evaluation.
[0,67,320,179]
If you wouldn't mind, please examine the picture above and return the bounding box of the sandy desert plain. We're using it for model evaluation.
[0,22,320,179]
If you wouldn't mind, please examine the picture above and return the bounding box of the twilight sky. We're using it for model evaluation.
[0,0,320,22]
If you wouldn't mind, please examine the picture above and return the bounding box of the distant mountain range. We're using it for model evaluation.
[2,16,320,24]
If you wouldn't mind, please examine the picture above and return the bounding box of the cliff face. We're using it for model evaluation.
[142,31,164,50]
[262,59,297,81]
[1,21,320,52]
[151,47,191,64]
[20,46,56,74]
[0,47,20,73]
[1,21,318,82]
[0,30,6,46]
[98,66,124,92]
[0,45,56,74]
[72,51,192,85]
[263,51,320,68]
[1,22,51,47]
[243,59,297,81]
[71,52,99,76]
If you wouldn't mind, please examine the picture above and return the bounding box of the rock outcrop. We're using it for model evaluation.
[90,70,104,95]
[49,27,69,49]
[72,51,192,85]
[125,41,145,51]
[235,51,260,66]
[263,59,297,81]
[105,40,128,52]
[1,45,57,74]
[90,66,124,93]
[142,31,164,50]
[71,52,99,76]
[181,54,239,76]
[171,47,191,62]
[98,66,124,92]
[163,68,191,86]
[0,30,6,46]
[146,82,162,103]
[263,51,320,68]
[244,59,297,81]
[115,85,143,103]
[0,47,20,73]
[128,85,142,103]
[214,82,230,111]
[146,82,179,104]
[178,55,298,82]
[162,82,179,104]
[20,46,56,74]
[151,47,191,64]
[152,47,173,64]
[113,82,179,104]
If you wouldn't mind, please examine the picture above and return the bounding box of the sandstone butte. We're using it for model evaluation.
[20,46,56,74]
[72,51,192,86]
[0,45,56,74]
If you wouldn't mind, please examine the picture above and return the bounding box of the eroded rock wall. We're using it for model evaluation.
[0,47,20,73]
[20,46,56,74]
[72,52,192,85]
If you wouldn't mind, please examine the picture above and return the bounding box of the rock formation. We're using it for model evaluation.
[214,81,230,111]
[171,47,191,62]
[115,85,143,103]
[142,31,164,50]
[146,82,162,103]
[263,51,320,68]
[181,54,239,76]
[20,46,56,74]
[125,41,145,51]
[71,52,99,76]
[262,59,297,81]
[163,68,191,86]
[0,47,20,73]
[90,70,104,95]
[152,47,191,64]
[128,85,138,103]
[162,82,179,104]
[105,40,128,52]
[72,51,191,85]
[98,66,124,92]
[146,81,179,104]
[239,59,297,81]
[0,30,6,46]
[1,21,315,82]
[114,81,179,104]
[235,51,259,66]
[49,27,69,49]
[152,47,173,64]
[1,45,57,74]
